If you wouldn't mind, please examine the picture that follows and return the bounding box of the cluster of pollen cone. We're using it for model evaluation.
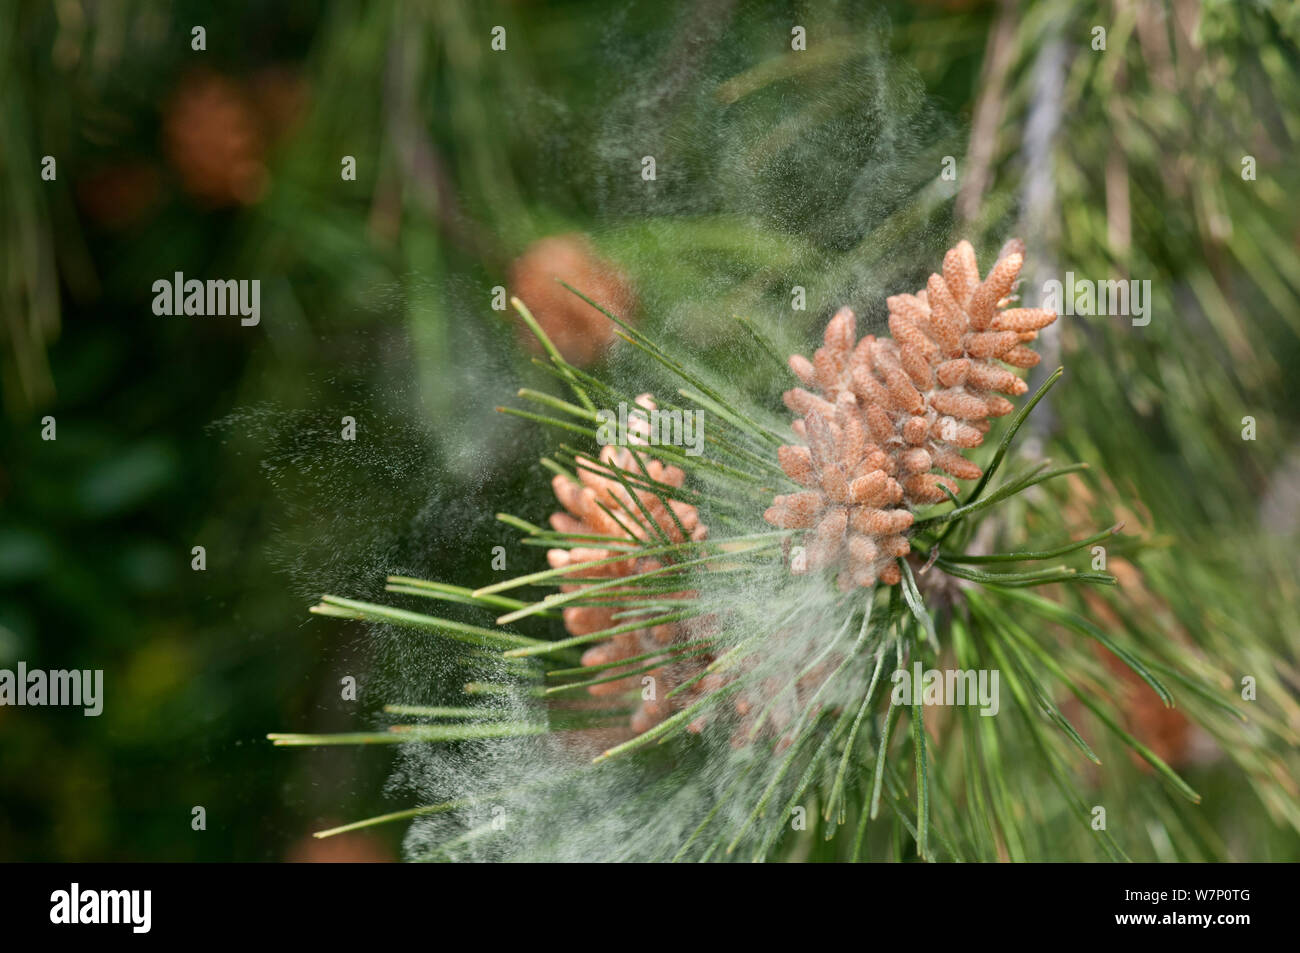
[545,396,711,734]
[766,238,1055,589]
[548,241,1055,735]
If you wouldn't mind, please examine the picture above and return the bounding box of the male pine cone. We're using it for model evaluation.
[765,238,1057,590]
